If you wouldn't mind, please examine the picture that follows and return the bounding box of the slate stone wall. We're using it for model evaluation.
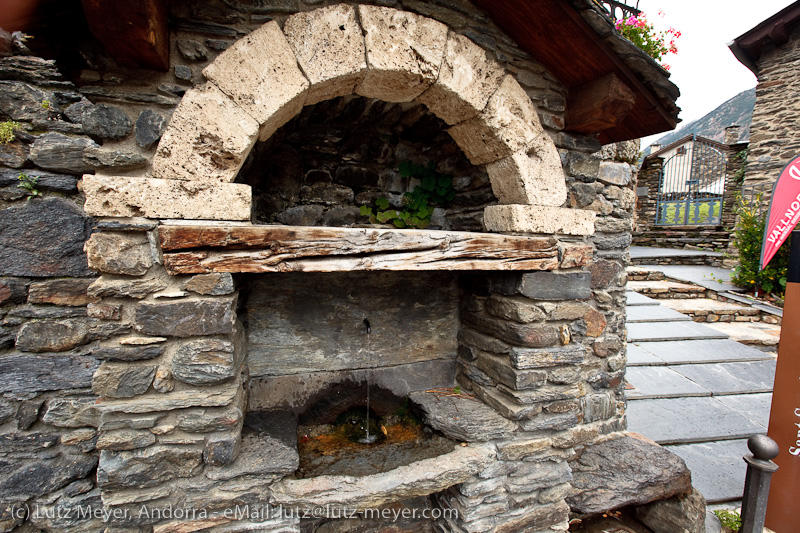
[0,1,641,531]
[743,23,800,192]
[0,56,135,532]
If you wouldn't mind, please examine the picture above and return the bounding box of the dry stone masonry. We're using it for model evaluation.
[0,1,694,532]
[742,24,800,192]
[86,3,586,234]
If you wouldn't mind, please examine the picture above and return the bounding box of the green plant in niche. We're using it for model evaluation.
[40,99,51,110]
[713,509,741,531]
[360,161,455,229]
[0,121,21,144]
[17,173,41,200]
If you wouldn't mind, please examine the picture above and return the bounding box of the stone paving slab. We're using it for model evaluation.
[627,321,729,342]
[626,291,660,306]
[627,343,665,366]
[716,393,773,428]
[644,265,737,293]
[631,246,723,259]
[632,339,774,365]
[627,305,691,323]
[703,322,781,346]
[625,366,710,399]
[720,291,783,317]
[665,439,749,504]
[672,361,776,396]
[627,280,706,294]
[626,397,766,445]
[660,298,758,316]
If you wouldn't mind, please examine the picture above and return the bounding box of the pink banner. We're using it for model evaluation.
[761,154,800,269]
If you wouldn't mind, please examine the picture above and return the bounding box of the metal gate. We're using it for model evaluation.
[655,135,727,225]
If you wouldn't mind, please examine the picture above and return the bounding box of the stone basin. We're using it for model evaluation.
[269,442,496,510]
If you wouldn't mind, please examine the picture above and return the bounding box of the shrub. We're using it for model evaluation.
[730,193,791,297]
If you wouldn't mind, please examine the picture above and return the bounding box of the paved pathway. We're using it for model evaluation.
[644,264,739,293]
[625,290,776,504]
[630,246,725,260]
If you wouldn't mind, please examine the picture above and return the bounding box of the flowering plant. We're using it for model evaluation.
[615,12,680,69]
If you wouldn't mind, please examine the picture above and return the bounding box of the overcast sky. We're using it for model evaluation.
[635,0,795,147]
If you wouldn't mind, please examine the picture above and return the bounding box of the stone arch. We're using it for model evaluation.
[82,4,594,235]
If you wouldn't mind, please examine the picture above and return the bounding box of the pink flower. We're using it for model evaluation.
[614,10,680,67]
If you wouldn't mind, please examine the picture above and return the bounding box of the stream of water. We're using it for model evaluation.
[363,318,377,444]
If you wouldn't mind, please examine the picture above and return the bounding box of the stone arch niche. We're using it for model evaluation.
[82,3,594,236]
[81,4,604,532]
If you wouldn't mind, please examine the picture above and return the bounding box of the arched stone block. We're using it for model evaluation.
[486,139,567,206]
[484,205,595,236]
[448,75,545,166]
[202,21,309,141]
[152,83,259,183]
[150,4,576,217]
[82,175,251,220]
[416,32,506,126]
[284,4,367,106]
[356,5,449,103]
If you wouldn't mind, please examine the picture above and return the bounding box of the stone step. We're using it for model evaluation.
[627,321,729,342]
[630,256,724,267]
[642,264,739,293]
[660,298,759,321]
[626,266,666,282]
[720,291,783,318]
[716,393,773,428]
[634,230,731,238]
[626,291,660,306]
[627,339,775,366]
[626,396,767,445]
[626,359,774,399]
[669,360,776,396]
[627,305,691,323]
[665,439,750,504]
[629,247,724,267]
[630,246,724,260]
[626,366,712,399]
[702,322,781,347]
[627,280,708,299]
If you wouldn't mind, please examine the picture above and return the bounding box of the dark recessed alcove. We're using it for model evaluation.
[234,95,496,231]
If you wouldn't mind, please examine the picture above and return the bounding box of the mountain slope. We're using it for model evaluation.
[645,88,755,153]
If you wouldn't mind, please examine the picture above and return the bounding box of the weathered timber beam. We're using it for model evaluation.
[81,0,170,71]
[566,73,637,134]
[158,225,561,274]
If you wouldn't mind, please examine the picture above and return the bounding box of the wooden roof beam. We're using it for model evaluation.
[566,73,636,133]
[81,0,169,71]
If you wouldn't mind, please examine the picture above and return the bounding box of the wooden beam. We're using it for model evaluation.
[566,73,637,133]
[81,0,169,71]
[769,20,790,47]
[471,0,677,142]
[158,225,561,274]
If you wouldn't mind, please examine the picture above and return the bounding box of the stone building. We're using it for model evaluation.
[634,129,747,253]
[0,1,690,531]
[730,1,800,193]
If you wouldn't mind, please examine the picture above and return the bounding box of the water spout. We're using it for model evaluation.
[364,317,372,443]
